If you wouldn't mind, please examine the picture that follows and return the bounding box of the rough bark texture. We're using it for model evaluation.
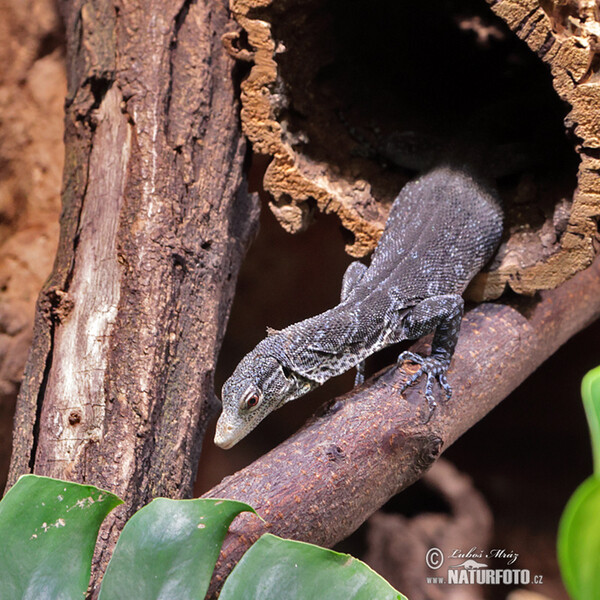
[203,252,600,596]
[229,0,600,299]
[0,0,64,489]
[6,0,259,589]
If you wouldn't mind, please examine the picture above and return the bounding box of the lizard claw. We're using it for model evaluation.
[397,351,452,419]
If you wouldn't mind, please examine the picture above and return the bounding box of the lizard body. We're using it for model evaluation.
[215,164,503,448]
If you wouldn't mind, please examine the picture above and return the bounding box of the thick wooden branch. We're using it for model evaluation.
[204,254,600,595]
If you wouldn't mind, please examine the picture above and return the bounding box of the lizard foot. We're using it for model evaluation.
[397,351,452,420]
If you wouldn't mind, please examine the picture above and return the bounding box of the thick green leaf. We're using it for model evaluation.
[0,474,122,600]
[99,497,254,600]
[557,366,600,600]
[582,365,600,477]
[219,533,407,600]
[558,476,600,600]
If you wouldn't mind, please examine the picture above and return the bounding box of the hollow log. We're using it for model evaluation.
[229,0,600,299]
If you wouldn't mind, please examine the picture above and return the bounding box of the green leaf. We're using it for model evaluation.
[219,533,407,600]
[99,497,254,600]
[0,474,122,600]
[582,365,600,477]
[558,476,600,600]
[557,366,600,600]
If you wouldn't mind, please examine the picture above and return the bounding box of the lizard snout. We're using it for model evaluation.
[214,414,242,449]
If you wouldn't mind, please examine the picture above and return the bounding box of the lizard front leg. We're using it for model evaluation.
[397,294,464,417]
[341,261,368,385]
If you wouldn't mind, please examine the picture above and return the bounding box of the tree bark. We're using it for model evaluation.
[6,0,259,589]
[203,253,600,596]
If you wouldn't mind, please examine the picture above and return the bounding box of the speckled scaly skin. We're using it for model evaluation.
[215,164,503,448]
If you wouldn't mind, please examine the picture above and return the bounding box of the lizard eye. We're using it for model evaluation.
[242,391,261,411]
[246,394,259,408]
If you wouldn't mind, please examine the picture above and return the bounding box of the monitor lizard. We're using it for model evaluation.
[214,131,504,448]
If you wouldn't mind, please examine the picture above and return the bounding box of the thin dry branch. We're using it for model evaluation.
[204,254,600,595]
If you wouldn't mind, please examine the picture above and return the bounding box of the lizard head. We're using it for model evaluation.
[215,347,311,449]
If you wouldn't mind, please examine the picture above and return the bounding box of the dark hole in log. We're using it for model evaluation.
[253,0,579,276]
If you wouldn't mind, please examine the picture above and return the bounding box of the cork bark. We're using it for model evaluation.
[228,0,600,300]
[6,0,259,589]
